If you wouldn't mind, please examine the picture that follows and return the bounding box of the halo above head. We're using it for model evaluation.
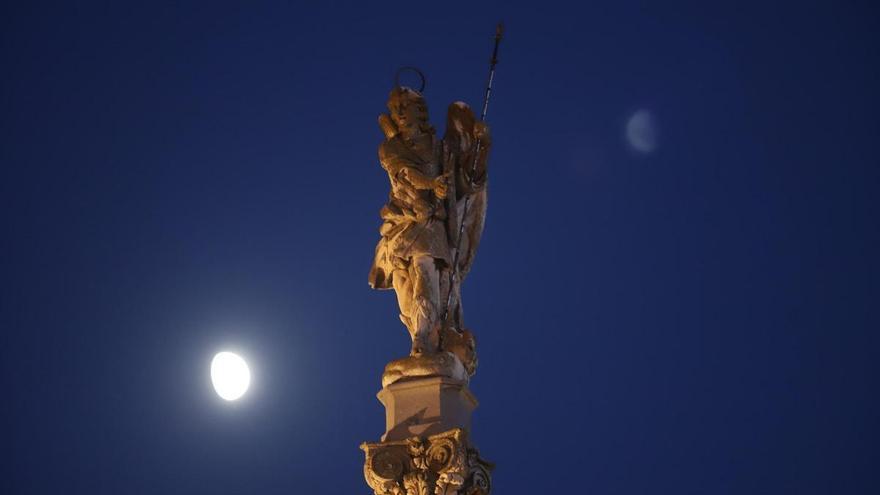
[394,66,426,93]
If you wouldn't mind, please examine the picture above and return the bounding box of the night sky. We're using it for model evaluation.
[2,1,878,493]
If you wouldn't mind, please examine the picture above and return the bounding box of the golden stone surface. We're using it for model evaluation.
[365,30,501,489]
[368,87,490,381]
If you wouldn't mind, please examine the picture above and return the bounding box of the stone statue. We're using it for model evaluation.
[369,86,491,385]
[362,28,501,495]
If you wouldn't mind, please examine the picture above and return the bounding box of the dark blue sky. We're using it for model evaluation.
[2,1,878,493]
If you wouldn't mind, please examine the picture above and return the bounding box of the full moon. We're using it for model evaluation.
[211,351,251,401]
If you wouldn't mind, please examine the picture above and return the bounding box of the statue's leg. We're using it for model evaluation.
[391,268,417,342]
[410,254,441,355]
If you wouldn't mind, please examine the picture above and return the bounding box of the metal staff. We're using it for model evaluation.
[442,23,503,325]
[480,23,503,122]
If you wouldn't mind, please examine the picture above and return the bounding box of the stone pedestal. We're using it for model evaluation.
[361,375,492,495]
[378,377,477,442]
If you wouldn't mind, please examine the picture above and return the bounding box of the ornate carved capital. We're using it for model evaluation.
[361,428,492,495]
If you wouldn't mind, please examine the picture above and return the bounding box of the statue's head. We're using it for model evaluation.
[387,86,433,138]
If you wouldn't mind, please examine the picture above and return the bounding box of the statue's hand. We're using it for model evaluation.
[433,171,451,199]
[473,122,491,144]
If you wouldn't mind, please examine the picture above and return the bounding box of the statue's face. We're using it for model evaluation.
[388,90,429,137]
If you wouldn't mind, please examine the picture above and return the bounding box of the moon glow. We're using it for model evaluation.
[626,109,658,153]
[211,352,251,401]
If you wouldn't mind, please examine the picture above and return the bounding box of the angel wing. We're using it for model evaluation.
[442,101,490,281]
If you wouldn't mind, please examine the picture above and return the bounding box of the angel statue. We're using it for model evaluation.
[369,82,491,386]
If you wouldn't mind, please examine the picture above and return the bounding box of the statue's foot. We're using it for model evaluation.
[382,351,468,388]
[410,327,439,357]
